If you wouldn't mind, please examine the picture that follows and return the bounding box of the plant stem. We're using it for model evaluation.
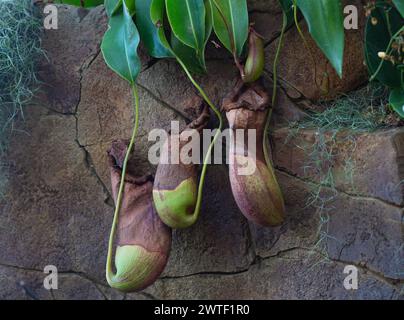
[369,26,404,82]
[263,12,287,168]
[211,0,244,77]
[106,84,140,285]
[176,58,223,222]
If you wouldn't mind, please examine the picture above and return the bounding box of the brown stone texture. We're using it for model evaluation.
[273,128,404,206]
[0,3,402,300]
[265,0,369,101]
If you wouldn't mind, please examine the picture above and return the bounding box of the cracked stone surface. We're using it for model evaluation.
[249,172,321,259]
[253,172,404,281]
[142,250,402,300]
[0,3,402,300]
[0,106,111,283]
[37,5,107,114]
[326,194,403,280]
[0,265,53,300]
[273,128,404,206]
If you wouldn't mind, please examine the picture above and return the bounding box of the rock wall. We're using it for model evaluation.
[0,3,402,300]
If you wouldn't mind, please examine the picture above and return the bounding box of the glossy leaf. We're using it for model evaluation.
[364,5,403,88]
[210,0,249,57]
[150,0,172,50]
[171,35,205,74]
[393,0,404,18]
[198,0,213,70]
[165,0,206,54]
[135,0,172,58]
[296,0,345,77]
[101,0,141,84]
[150,0,206,73]
[54,0,104,7]
[278,0,294,28]
[390,87,404,118]
[104,0,121,16]
[204,0,213,45]
[105,0,135,16]
[193,0,213,71]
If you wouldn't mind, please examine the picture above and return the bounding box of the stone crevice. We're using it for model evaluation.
[138,292,158,300]
[274,166,404,210]
[72,48,114,205]
[244,221,257,259]
[137,83,191,122]
[93,283,109,300]
[0,261,110,299]
[338,236,357,261]
[158,245,403,293]
[329,256,404,289]
[159,247,307,282]
[2,242,402,299]
[262,19,302,49]
[74,128,113,207]
[74,49,102,115]
[264,69,306,102]
[18,281,41,300]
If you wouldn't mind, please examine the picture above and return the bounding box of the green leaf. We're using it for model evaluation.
[150,0,206,73]
[105,0,135,16]
[389,87,404,118]
[150,0,172,50]
[295,0,345,77]
[393,0,404,18]
[54,0,104,7]
[278,0,294,27]
[364,5,403,88]
[171,35,205,74]
[204,0,213,45]
[135,0,172,58]
[101,0,141,84]
[165,0,206,54]
[125,0,135,15]
[210,0,249,57]
[104,0,121,16]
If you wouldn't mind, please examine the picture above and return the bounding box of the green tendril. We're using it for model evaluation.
[263,12,287,168]
[106,84,140,285]
[176,58,223,223]
[369,26,404,83]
